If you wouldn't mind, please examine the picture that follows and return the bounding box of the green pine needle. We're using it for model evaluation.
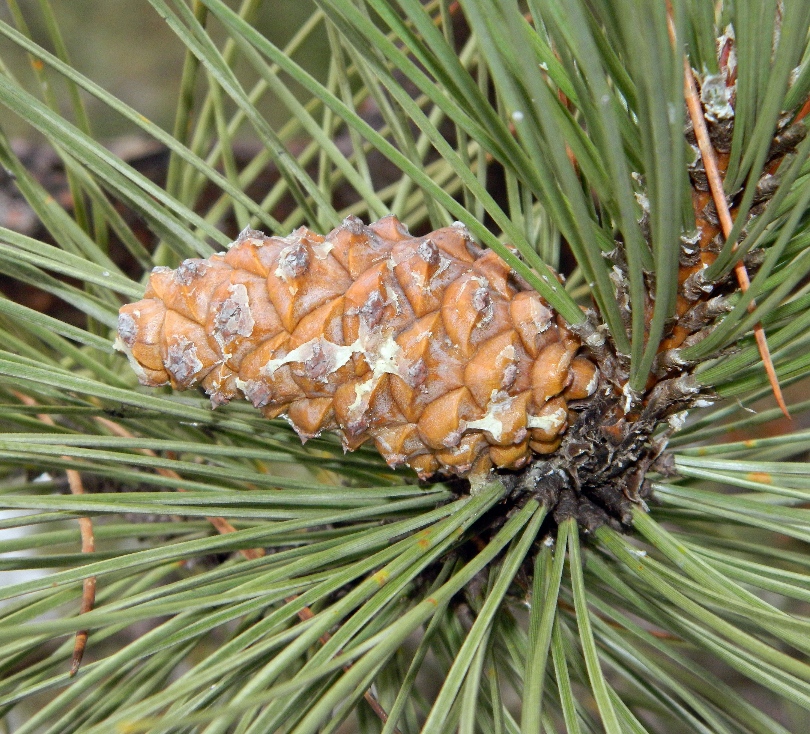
[0,1,808,732]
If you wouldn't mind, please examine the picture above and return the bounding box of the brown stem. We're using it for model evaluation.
[792,96,810,124]
[67,471,95,677]
[12,392,97,676]
[674,17,790,418]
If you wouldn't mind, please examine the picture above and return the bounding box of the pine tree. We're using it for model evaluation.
[0,1,809,732]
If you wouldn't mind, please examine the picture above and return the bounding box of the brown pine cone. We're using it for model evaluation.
[116,216,598,482]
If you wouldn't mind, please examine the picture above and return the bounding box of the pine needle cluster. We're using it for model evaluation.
[0,2,809,732]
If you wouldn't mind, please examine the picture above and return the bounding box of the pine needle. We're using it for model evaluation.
[95,418,397,729]
[95,417,265,561]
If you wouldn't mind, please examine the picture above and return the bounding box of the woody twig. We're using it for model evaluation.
[669,10,789,418]
[12,392,96,676]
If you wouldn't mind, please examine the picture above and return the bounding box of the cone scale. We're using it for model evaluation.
[117,216,598,482]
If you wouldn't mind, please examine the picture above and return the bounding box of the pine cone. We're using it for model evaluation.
[117,216,598,481]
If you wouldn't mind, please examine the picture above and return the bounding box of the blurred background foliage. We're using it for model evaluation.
[0,0,326,138]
